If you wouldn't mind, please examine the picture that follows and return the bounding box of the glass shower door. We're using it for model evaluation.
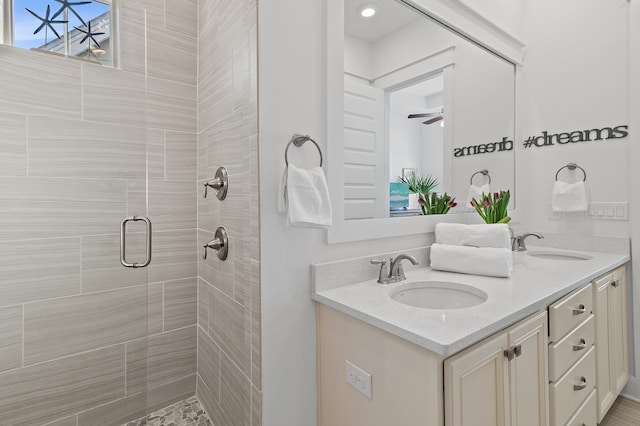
[0,0,152,424]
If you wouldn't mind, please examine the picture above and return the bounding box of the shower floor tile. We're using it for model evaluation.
[123,396,212,426]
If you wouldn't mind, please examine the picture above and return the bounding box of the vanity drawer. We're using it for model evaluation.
[549,315,595,382]
[550,346,596,426]
[549,284,593,342]
[565,389,597,426]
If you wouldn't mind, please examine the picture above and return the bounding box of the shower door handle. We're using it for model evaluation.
[120,216,152,268]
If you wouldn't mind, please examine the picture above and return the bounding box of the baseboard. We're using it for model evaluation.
[621,375,640,403]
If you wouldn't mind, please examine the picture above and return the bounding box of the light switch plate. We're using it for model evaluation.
[345,360,372,399]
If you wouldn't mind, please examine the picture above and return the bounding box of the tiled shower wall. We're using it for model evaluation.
[196,0,262,425]
[0,0,198,424]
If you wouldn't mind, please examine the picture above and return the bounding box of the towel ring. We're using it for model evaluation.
[555,163,586,182]
[285,134,323,167]
[470,169,491,185]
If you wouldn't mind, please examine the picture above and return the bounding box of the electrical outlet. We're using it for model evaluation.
[345,360,372,399]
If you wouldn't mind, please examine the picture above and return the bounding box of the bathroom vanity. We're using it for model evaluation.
[312,247,629,426]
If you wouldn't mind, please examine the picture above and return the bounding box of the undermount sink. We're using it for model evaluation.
[526,250,593,261]
[389,281,488,310]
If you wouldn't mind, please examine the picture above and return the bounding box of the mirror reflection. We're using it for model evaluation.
[343,0,516,220]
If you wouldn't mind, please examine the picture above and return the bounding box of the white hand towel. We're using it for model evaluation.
[552,181,588,212]
[467,183,490,206]
[429,243,513,278]
[283,164,332,228]
[277,167,288,213]
[435,223,511,249]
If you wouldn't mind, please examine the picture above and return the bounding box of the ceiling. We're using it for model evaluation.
[344,0,420,44]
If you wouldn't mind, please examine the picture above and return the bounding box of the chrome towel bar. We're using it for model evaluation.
[284,134,323,167]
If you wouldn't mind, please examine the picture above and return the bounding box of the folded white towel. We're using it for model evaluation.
[467,183,491,206]
[552,181,588,212]
[435,223,511,249]
[429,243,513,278]
[278,164,332,228]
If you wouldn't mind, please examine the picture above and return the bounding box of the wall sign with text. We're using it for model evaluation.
[453,137,513,157]
[522,125,628,149]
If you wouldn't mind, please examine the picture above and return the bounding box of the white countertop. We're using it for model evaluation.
[312,246,629,357]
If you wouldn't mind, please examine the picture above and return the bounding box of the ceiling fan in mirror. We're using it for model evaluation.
[408,109,444,125]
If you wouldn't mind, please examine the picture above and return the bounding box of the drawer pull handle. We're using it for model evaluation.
[573,338,587,351]
[573,376,588,391]
[572,304,586,315]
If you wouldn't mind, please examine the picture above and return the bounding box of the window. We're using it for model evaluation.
[3,0,114,66]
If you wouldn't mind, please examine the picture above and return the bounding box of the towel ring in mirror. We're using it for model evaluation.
[470,169,491,185]
[284,134,323,167]
[555,163,587,182]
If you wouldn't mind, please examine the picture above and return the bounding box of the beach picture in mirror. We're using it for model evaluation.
[342,0,515,220]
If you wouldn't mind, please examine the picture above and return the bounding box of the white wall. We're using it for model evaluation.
[518,0,629,237]
[259,1,431,425]
[626,0,640,400]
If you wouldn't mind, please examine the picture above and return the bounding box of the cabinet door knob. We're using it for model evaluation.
[573,376,588,391]
[572,338,587,351]
[572,304,586,315]
[611,279,620,288]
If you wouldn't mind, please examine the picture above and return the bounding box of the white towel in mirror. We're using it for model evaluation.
[467,183,490,206]
[552,181,588,212]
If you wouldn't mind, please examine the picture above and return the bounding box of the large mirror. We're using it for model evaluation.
[339,0,516,222]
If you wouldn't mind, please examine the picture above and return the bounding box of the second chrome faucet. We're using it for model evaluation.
[370,254,420,284]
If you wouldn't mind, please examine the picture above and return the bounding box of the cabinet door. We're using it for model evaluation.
[594,273,614,421]
[508,311,549,426]
[593,266,629,422]
[445,333,510,426]
[611,266,629,396]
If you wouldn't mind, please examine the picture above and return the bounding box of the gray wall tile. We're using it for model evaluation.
[28,116,147,179]
[148,283,164,335]
[0,177,126,241]
[166,131,197,182]
[147,27,197,85]
[147,326,197,389]
[0,345,125,425]
[146,374,196,414]
[82,234,147,293]
[24,287,148,365]
[197,326,220,403]
[0,238,81,306]
[147,76,197,132]
[208,285,250,376]
[165,0,198,38]
[0,306,22,373]
[78,392,146,426]
[126,338,148,397]
[220,351,251,426]
[0,112,26,176]
[128,180,197,232]
[149,230,197,283]
[164,277,197,331]
[45,415,78,426]
[82,64,146,127]
[0,45,81,119]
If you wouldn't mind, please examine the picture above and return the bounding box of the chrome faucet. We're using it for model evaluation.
[511,232,544,251]
[370,254,419,284]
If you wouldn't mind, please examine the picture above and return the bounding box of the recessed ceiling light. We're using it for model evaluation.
[359,4,377,18]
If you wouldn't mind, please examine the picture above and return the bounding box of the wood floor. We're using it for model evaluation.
[600,396,640,426]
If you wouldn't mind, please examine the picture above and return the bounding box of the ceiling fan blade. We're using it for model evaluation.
[408,113,437,119]
[423,116,444,125]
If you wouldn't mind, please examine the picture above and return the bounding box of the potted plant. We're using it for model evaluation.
[470,190,511,224]
[398,171,457,215]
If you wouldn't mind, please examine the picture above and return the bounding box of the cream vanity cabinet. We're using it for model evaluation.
[444,311,548,426]
[593,265,628,422]
[548,283,596,426]
[316,265,628,426]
